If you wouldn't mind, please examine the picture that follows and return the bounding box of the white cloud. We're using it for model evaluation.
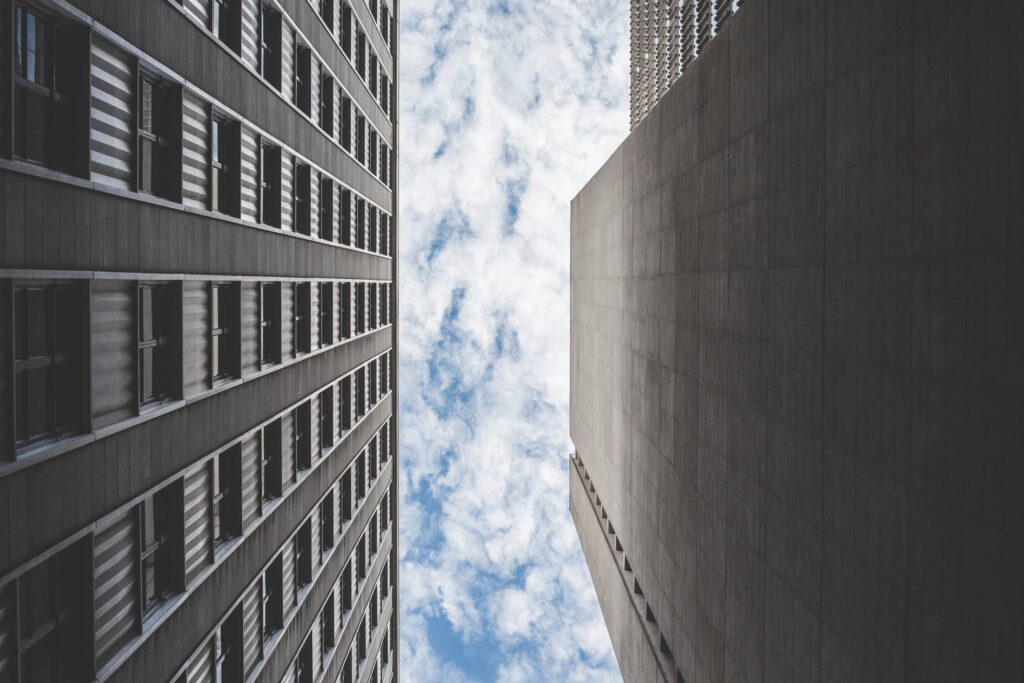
[398,0,629,680]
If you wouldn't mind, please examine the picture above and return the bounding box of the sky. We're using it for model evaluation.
[396,0,630,680]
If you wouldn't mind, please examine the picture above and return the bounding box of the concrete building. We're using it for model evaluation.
[572,1,1024,681]
[0,0,398,681]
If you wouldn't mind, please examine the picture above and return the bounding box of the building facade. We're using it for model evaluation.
[574,0,1023,681]
[630,0,742,129]
[0,0,399,681]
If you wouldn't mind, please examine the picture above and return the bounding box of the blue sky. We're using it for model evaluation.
[397,0,630,680]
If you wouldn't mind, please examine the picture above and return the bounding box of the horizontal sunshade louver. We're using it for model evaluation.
[90,37,134,190]
[94,508,138,669]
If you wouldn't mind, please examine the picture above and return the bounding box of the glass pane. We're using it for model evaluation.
[54,362,76,429]
[211,167,220,211]
[140,347,154,400]
[212,287,220,327]
[140,79,154,132]
[14,289,28,360]
[212,336,220,378]
[26,289,48,357]
[143,497,157,546]
[139,137,153,193]
[140,287,154,341]
[22,633,55,683]
[143,553,157,606]
[27,367,50,439]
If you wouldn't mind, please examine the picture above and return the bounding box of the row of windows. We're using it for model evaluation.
[302,0,394,118]
[2,277,392,459]
[288,499,393,683]
[0,397,393,682]
[6,1,393,237]
[177,458,393,683]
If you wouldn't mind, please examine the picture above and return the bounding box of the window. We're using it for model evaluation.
[217,607,244,682]
[295,634,313,683]
[12,4,88,174]
[261,557,283,644]
[258,282,281,365]
[368,129,378,176]
[341,96,352,151]
[296,520,312,590]
[355,283,366,335]
[369,53,378,99]
[213,446,242,546]
[341,561,353,613]
[137,73,181,199]
[320,69,335,135]
[319,388,333,452]
[319,176,334,242]
[355,451,366,501]
[341,190,352,245]
[367,207,378,254]
[320,492,335,554]
[356,29,366,78]
[261,419,282,501]
[321,598,335,656]
[294,39,312,115]
[294,283,311,354]
[340,374,353,430]
[138,283,177,406]
[3,539,91,680]
[13,282,85,449]
[340,471,352,528]
[319,0,334,28]
[210,0,240,54]
[210,115,241,216]
[319,282,334,346]
[294,161,312,236]
[355,114,365,163]
[258,141,281,227]
[293,401,312,471]
[211,283,240,382]
[355,198,365,249]
[139,483,183,618]
[258,4,282,88]
[342,4,352,58]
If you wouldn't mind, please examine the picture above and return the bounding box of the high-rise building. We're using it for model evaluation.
[0,0,399,681]
[573,1,1022,682]
[630,0,740,129]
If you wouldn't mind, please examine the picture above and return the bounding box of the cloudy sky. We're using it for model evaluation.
[396,0,629,680]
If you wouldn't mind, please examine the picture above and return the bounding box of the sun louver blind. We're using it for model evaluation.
[93,508,138,668]
[184,460,213,585]
[89,37,134,190]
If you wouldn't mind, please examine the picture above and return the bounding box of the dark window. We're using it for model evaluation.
[295,634,313,683]
[210,0,241,54]
[258,282,281,365]
[13,283,85,449]
[294,162,312,235]
[217,606,244,682]
[319,176,334,242]
[319,70,334,135]
[341,96,352,151]
[261,557,283,643]
[355,451,366,500]
[319,0,334,29]
[369,53,378,99]
[294,40,311,115]
[340,374,353,430]
[258,141,281,227]
[294,283,311,354]
[210,116,241,216]
[341,190,352,245]
[341,561,352,612]
[321,492,335,554]
[367,206,378,254]
[320,604,333,656]
[319,282,334,346]
[211,283,240,382]
[140,483,183,618]
[296,520,312,589]
[356,29,366,78]
[368,129,378,176]
[355,198,365,249]
[294,401,312,471]
[355,283,366,335]
[340,470,352,523]
[12,4,88,174]
[341,4,352,58]
[355,115,365,163]
[213,446,242,545]
[137,73,181,199]
[138,283,177,406]
[258,4,282,88]
[319,388,333,452]
[261,419,282,501]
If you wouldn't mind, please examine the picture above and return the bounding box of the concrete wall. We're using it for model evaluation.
[570,1,1024,681]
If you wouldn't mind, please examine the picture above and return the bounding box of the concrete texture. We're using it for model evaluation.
[570,1,1024,681]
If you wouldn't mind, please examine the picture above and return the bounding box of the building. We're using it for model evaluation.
[630,0,740,129]
[572,1,1023,681]
[0,0,398,680]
